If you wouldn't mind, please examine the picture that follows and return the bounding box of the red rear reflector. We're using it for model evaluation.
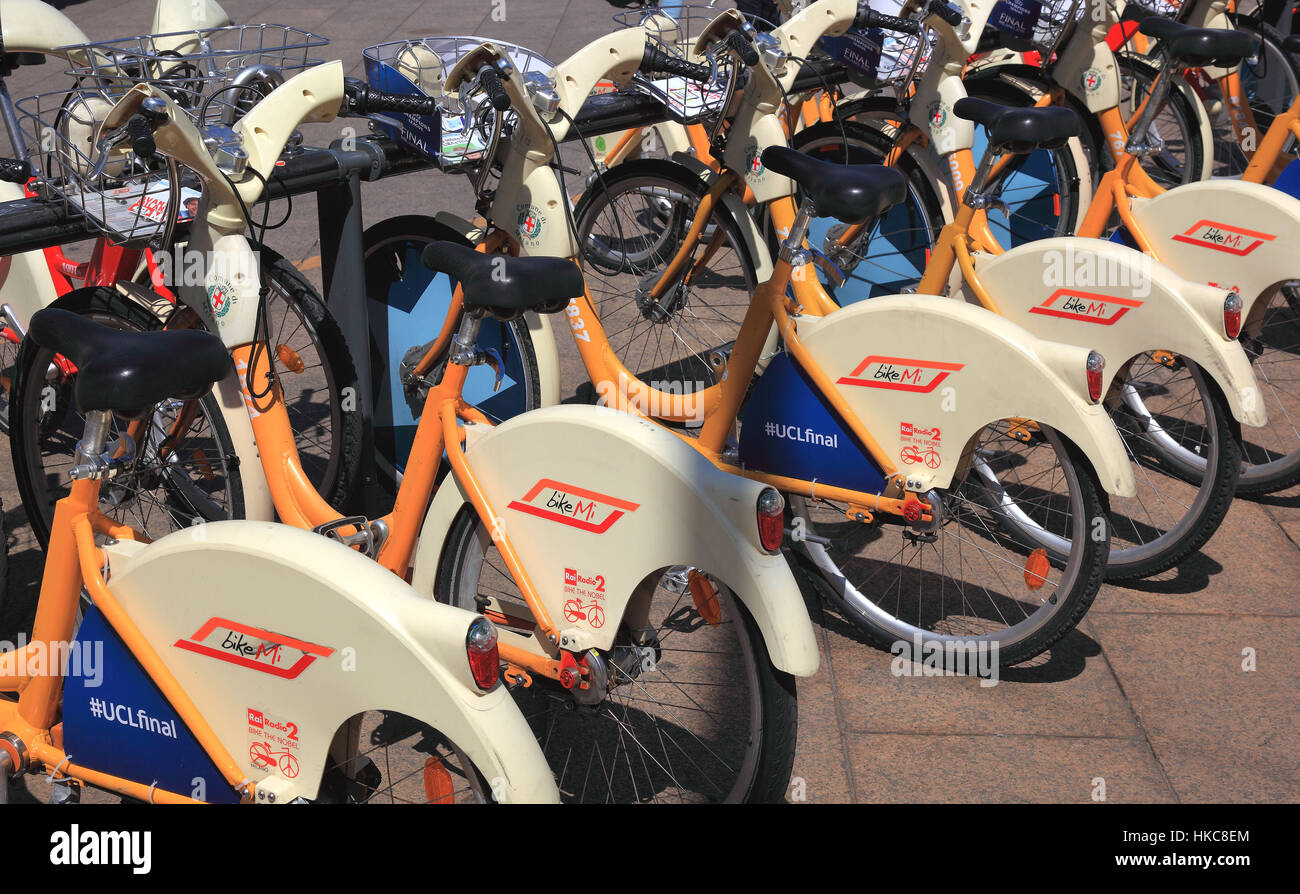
[1224,292,1242,339]
[466,617,500,690]
[1086,351,1105,403]
[757,488,785,553]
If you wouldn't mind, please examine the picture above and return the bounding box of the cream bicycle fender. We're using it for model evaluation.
[430,211,562,407]
[409,405,819,677]
[100,523,559,803]
[0,0,88,54]
[0,183,59,324]
[792,296,1135,496]
[965,237,1266,427]
[1127,180,1300,321]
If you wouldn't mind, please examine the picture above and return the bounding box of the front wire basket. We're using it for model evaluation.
[612,4,773,125]
[820,3,933,92]
[18,23,329,243]
[363,37,556,169]
[1119,0,1184,18]
[985,0,1085,59]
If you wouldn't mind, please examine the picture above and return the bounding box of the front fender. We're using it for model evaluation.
[793,295,1136,497]
[966,237,1265,427]
[1129,181,1300,317]
[103,523,559,803]
[410,405,818,677]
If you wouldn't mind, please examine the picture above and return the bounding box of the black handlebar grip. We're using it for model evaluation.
[641,43,711,83]
[478,67,512,112]
[0,157,31,183]
[853,6,922,34]
[723,30,760,66]
[344,80,438,116]
[127,113,156,161]
[928,0,965,26]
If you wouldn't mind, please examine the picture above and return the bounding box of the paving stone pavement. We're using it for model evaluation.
[0,0,1295,803]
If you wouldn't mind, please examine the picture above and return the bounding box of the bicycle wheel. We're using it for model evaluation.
[245,246,362,510]
[8,287,243,545]
[1095,356,1238,579]
[793,422,1108,667]
[1193,16,1300,177]
[572,158,760,402]
[362,215,541,488]
[1115,52,1212,187]
[314,711,492,804]
[438,506,798,803]
[1233,284,1300,494]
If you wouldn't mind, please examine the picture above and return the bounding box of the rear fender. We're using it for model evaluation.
[966,237,1266,426]
[101,523,559,803]
[410,406,818,676]
[1128,181,1300,318]
[792,295,1136,497]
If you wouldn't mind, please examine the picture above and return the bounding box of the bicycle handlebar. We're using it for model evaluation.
[127,113,157,161]
[641,42,711,83]
[0,157,31,184]
[854,0,962,32]
[478,66,512,112]
[722,30,759,66]
[343,79,439,117]
[928,0,964,27]
[853,7,922,34]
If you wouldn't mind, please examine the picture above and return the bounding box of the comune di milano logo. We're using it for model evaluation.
[50,825,151,874]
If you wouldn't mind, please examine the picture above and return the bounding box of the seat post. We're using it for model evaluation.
[963,144,1002,209]
[1125,56,1177,156]
[777,198,817,265]
[72,410,112,471]
[450,313,484,366]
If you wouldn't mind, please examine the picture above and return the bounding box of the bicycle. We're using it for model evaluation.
[561,0,1262,582]
[0,304,559,804]
[0,12,363,540]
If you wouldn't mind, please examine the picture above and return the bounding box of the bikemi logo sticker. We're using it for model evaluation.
[507,479,640,533]
[1172,220,1277,256]
[207,274,237,320]
[837,356,965,393]
[174,617,334,679]
[1028,289,1142,325]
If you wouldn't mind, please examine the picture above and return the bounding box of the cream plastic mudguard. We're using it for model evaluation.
[964,238,1265,427]
[1127,181,1300,326]
[0,181,59,323]
[102,523,560,803]
[793,296,1136,496]
[0,0,88,53]
[410,406,819,677]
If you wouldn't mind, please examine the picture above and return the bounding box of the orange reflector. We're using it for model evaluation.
[423,756,455,804]
[192,448,214,480]
[689,570,723,626]
[1024,548,1050,590]
[276,344,305,374]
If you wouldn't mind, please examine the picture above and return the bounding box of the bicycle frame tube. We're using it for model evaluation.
[1241,93,1300,183]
